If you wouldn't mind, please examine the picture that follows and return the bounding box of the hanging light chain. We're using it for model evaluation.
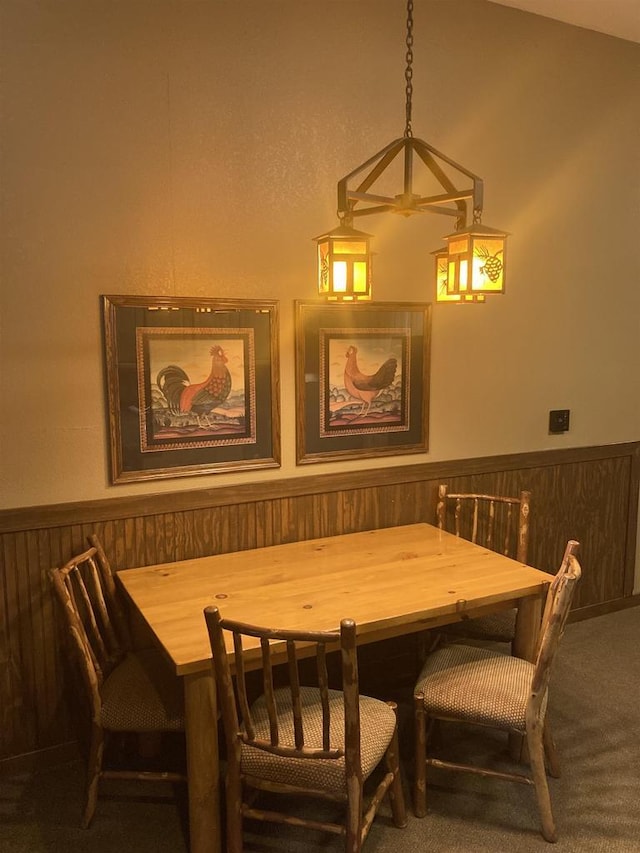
[404,0,414,137]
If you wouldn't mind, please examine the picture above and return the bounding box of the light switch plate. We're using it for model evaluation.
[549,409,570,434]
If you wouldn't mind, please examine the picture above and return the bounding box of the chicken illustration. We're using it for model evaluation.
[156,345,232,428]
[343,345,397,418]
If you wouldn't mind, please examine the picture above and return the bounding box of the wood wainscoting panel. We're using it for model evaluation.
[0,442,638,765]
[438,453,634,609]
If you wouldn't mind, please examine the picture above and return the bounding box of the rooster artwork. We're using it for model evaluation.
[343,345,397,418]
[153,343,245,438]
[325,338,404,431]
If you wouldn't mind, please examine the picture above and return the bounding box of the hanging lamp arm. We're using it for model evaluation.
[338,135,484,225]
[337,138,407,220]
[412,139,484,208]
[412,140,483,226]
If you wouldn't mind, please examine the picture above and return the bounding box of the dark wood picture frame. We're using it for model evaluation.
[295,301,431,464]
[102,295,280,483]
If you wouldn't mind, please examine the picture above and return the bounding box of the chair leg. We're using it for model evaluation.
[413,694,427,818]
[384,713,407,828]
[543,720,561,779]
[82,722,104,829]
[417,629,441,663]
[527,726,558,843]
[225,759,244,853]
[345,774,364,853]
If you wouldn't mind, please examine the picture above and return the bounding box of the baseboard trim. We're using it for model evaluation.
[570,593,640,623]
[0,741,79,776]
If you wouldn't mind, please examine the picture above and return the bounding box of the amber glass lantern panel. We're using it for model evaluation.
[314,225,372,301]
[433,247,456,302]
[470,236,505,293]
[433,246,485,303]
[444,225,507,299]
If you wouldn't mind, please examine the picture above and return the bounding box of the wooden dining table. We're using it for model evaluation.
[116,521,554,853]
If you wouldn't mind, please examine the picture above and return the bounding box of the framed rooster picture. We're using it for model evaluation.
[295,301,431,464]
[101,295,280,483]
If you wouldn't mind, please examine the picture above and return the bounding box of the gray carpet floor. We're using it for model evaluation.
[2,606,639,852]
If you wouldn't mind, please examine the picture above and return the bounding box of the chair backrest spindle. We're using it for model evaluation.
[86,554,120,657]
[472,498,480,543]
[233,631,254,741]
[87,533,131,649]
[438,484,531,564]
[261,636,279,746]
[486,499,495,549]
[286,640,304,749]
[67,562,109,676]
[317,643,331,751]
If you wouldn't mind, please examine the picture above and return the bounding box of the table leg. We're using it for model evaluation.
[184,669,221,853]
[509,591,545,761]
[513,592,543,662]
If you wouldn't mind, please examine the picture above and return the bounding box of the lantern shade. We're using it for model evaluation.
[442,223,508,299]
[314,223,373,301]
[433,246,485,303]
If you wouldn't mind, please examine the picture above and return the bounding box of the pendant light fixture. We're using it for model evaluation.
[315,0,508,303]
[314,222,373,301]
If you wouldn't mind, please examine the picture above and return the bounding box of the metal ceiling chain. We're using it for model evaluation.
[404,0,414,138]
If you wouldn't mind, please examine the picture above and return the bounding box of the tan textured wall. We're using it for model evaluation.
[0,0,639,509]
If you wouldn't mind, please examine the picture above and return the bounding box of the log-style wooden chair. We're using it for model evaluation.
[204,607,407,853]
[413,540,581,843]
[49,539,186,828]
[436,484,532,648]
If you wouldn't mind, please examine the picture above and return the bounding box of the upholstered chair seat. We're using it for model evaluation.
[100,648,185,732]
[242,686,398,792]
[415,643,548,732]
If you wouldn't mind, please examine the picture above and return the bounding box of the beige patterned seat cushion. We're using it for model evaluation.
[442,608,516,642]
[101,649,185,732]
[414,644,547,731]
[241,686,397,793]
